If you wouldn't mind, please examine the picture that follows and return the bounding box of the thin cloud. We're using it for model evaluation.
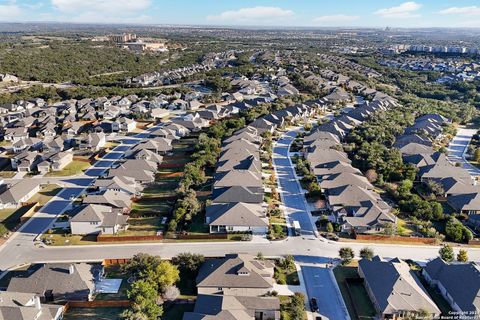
[439,6,480,16]
[312,14,359,25]
[207,6,294,24]
[375,1,422,18]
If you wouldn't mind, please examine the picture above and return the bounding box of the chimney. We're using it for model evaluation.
[68,264,75,275]
[34,296,41,310]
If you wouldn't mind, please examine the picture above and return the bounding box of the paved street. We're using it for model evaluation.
[273,129,318,238]
[447,127,480,177]
[300,263,350,320]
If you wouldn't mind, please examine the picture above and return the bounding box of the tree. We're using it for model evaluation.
[122,253,162,279]
[147,261,180,293]
[172,253,205,274]
[359,247,374,260]
[457,249,468,262]
[326,222,334,233]
[475,148,480,163]
[282,255,296,271]
[290,292,306,319]
[397,179,413,198]
[425,180,445,197]
[339,247,355,265]
[445,218,466,243]
[162,286,180,301]
[365,169,378,183]
[430,202,444,220]
[439,244,455,262]
[126,280,163,320]
[384,222,395,236]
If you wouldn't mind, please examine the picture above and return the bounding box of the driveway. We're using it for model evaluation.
[273,129,317,238]
[447,127,480,177]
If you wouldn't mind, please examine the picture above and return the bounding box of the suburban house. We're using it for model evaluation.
[183,294,280,320]
[79,132,106,151]
[0,180,41,209]
[83,190,132,212]
[359,256,440,319]
[69,204,129,235]
[206,202,268,234]
[7,263,100,302]
[422,257,480,314]
[93,176,144,196]
[196,254,275,296]
[0,291,65,320]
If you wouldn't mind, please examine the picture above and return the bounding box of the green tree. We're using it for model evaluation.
[359,247,374,260]
[384,222,395,236]
[290,292,306,319]
[475,148,480,163]
[445,218,465,243]
[125,280,163,320]
[326,222,334,233]
[172,253,205,274]
[439,244,455,262]
[339,247,355,265]
[457,249,468,262]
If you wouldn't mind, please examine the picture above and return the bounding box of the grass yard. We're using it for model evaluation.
[118,216,164,236]
[41,230,97,246]
[64,307,126,320]
[0,170,16,178]
[28,184,61,205]
[0,208,15,223]
[130,201,172,217]
[95,265,130,301]
[162,303,195,320]
[0,204,35,233]
[333,266,376,320]
[45,160,91,177]
[396,218,415,236]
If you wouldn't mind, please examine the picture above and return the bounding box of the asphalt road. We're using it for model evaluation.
[273,129,317,238]
[301,264,349,320]
[447,127,480,177]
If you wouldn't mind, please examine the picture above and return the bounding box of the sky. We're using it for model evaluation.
[1,0,480,28]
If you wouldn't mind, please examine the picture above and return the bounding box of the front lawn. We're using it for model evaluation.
[45,160,91,177]
[28,184,61,205]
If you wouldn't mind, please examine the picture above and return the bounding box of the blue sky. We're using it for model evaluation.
[1,1,480,28]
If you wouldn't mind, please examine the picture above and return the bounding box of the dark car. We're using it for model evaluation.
[310,297,319,312]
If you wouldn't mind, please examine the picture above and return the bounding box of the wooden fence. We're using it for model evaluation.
[66,300,131,308]
[354,234,437,244]
[97,234,164,242]
[102,258,130,266]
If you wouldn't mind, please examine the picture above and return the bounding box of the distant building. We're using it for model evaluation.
[108,33,137,43]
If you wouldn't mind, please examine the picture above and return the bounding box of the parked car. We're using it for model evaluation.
[310,297,319,312]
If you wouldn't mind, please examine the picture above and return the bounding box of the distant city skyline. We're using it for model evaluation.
[1,0,480,28]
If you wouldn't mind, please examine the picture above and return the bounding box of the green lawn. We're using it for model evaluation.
[95,265,130,301]
[28,184,61,205]
[0,204,35,232]
[45,160,91,177]
[118,216,164,236]
[64,307,126,320]
[333,266,376,320]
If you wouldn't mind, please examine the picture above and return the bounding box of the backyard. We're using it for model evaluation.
[333,265,376,320]
[64,307,126,320]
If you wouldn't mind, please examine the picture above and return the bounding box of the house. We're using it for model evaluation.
[83,190,132,212]
[150,108,170,119]
[212,186,264,204]
[51,151,73,171]
[0,291,65,320]
[214,170,263,189]
[79,132,106,151]
[7,263,100,302]
[93,176,143,196]
[359,256,440,320]
[206,202,268,234]
[183,294,280,320]
[0,180,41,209]
[196,254,275,296]
[69,204,129,235]
[117,117,137,132]
[423,257,480,314]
